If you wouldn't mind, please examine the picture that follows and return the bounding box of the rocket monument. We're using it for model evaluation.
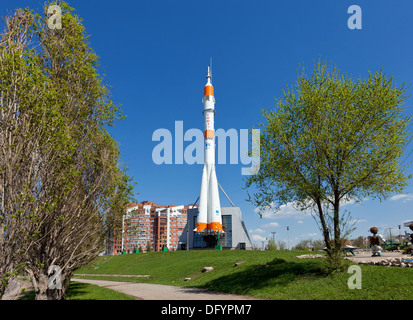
[195,66,223,234]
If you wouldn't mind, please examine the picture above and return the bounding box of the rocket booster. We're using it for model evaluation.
[195,67,223,233]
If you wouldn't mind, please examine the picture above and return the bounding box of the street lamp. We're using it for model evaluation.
[261,237,268,251]
[287,226,290,250]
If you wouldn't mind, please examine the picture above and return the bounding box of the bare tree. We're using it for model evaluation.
[277,241,286,250]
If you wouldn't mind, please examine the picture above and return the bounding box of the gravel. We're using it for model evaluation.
[296,251,413,267]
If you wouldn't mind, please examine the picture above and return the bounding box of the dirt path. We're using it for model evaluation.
[71,278,262,300]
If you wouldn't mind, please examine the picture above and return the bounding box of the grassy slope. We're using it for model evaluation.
[74,250,413,300]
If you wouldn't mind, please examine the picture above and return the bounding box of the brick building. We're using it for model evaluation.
[107,201,196,254]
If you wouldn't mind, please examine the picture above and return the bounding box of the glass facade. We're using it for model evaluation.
[219,215,232,247]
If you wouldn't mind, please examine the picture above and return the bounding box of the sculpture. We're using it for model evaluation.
[368,226,387,257]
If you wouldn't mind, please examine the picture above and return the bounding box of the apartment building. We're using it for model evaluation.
[108,201,196,254]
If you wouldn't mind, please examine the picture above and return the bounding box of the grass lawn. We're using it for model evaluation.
[20,282,136,300]
[74,250,413,300]
[65,282,136,300]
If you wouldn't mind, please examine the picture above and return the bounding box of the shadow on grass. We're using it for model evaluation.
[65,282,90,299]
[19,290,35,300]
[19,282,91,300]
[197,259,326,296]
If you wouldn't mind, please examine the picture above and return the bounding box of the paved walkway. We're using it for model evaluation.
[71,278,261,300]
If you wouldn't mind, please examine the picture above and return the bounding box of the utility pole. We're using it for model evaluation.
[271,232,276,241]
[186,223,189,250]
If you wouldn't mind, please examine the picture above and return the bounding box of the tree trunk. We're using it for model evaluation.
[31,271,66,300]
[316,199,331,253]
[33,273,49,300]
[333,193,341,253]
[47,288,65,300]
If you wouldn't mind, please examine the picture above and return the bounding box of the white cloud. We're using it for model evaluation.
[341,196,356,207]
[389,194,413,203]
[297,221,304,224]
[351,219,367,224]
[252,234,267,242]
[255,201,311,220]
[261,222,279,228]
[255,196,362,220]
[251,228,266,234]
[301,233,319,238]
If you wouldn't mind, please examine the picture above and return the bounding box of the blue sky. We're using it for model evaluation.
[2,0,413,248]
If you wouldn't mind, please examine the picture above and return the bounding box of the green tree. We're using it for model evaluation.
[267,239,277,251]
[0,2,135,299]
[246,59,411,271]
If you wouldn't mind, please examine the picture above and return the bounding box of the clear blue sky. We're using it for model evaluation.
[2,0,413,248]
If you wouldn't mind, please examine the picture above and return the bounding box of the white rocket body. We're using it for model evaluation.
[195,67,223,233]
